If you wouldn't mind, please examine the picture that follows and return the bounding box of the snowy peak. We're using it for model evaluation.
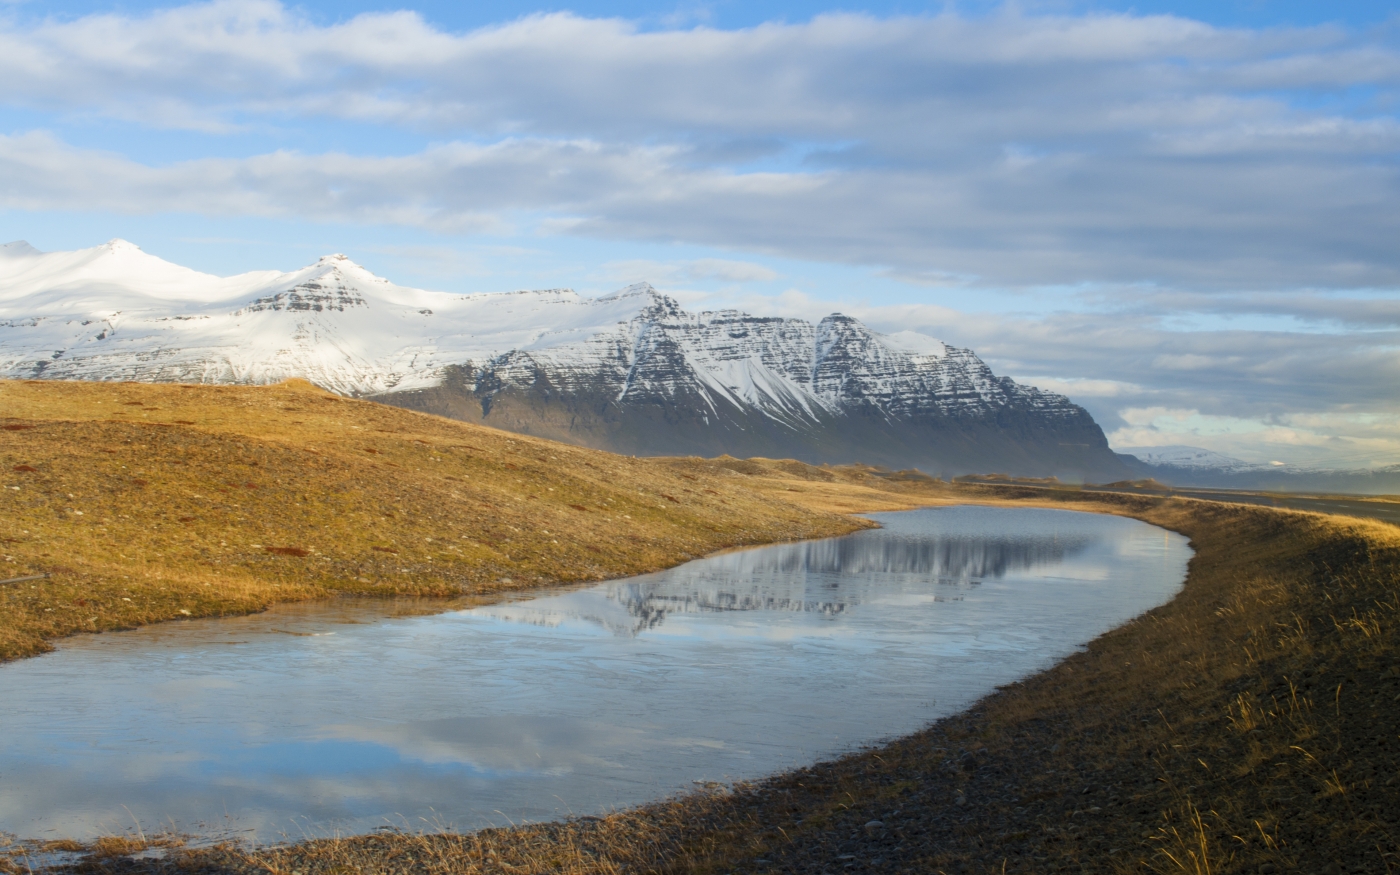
[1,241,42,259]
[1121,445,1266,472]
[0,239,284,305]
[600,281,661,300]
[309,253,391,287]
[0,240,1059,414]
[599,281,684,322]
[0,239,1121,476]
[234,256,402,314]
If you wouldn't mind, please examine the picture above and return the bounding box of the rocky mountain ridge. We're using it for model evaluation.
[0,239,1128,478]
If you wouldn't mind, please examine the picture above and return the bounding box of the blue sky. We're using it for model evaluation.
[1,0,1398,467]
[18,1,1397,30]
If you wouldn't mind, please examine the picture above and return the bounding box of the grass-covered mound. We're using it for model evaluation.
[0,378,864,662]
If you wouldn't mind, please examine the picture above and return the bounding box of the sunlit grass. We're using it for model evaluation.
[0,378,868,661]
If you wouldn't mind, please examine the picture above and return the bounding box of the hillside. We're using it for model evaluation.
[0,378,865,661]
[0,239,1128,479]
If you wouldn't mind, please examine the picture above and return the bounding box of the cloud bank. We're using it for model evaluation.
[3,2,1399,290]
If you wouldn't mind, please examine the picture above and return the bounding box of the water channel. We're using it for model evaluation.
[0,506,1191,842]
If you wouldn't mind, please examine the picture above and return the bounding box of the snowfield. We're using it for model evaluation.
[1,240,697,396]
[0,239,1083,435]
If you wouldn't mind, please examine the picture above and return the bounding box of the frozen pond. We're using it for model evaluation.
[0,506,1190,841]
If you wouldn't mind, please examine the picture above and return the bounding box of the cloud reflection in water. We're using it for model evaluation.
[0,506,1187,841]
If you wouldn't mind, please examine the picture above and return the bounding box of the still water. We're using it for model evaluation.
[0,506,1190,841]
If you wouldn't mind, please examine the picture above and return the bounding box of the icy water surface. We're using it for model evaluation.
[0,506,1190,841]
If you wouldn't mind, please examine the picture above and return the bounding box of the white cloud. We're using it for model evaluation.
[0,130,674,233]
[0,3,1399,290]
[1006,377,1146,398]
[358,244,491,279]
[599,258,779,285]
[686,258,780,283]
[1076,287,1400,329]
[1105,408,1400,469]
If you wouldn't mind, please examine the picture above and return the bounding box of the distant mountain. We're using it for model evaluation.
[1117,445,1400,495]
[0,239,1130,479]
[1118,445,1268,473]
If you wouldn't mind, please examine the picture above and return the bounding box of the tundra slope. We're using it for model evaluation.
[0,239,1125,478]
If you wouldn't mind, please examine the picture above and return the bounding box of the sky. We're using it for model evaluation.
[0,0,1397,469]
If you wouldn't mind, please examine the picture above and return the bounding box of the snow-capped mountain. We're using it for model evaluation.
[0,239,656,394]
[0,239,1128,477]
[1115,445,1400,494]
[1119,446,1269,473]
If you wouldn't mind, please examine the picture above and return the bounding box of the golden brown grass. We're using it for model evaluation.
[652,456,960,514]
[5,390,1398,874]
[0,379,865,662]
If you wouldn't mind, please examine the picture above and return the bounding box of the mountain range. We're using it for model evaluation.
[0,239,1129,478]
[1117,445,1400,494]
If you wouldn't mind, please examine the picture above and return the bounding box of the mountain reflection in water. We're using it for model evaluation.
[479,517,1094,636]
[0,505,1192,841]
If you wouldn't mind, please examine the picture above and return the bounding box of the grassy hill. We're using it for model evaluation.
[0,378,866,662]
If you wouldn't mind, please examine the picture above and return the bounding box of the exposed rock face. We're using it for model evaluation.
[381,285,1124,479]
[0,240,1128,478]
[238,280,369,314]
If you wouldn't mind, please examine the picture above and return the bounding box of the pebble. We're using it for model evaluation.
[864,820,885,830]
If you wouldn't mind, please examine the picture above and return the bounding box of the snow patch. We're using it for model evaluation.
[1122,445,1261,471]
[878,330,948,359]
